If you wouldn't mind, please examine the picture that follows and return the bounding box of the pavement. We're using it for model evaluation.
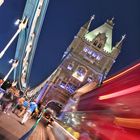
[0,111,46,140]
[0,111,78,140]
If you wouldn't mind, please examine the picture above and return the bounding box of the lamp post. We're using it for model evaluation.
[0,0,4,6]
[0,17,28,59]
[1,59,19,86]
[12,80,17,87]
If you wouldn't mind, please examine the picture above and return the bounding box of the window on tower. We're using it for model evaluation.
[66,83,77,94]
[67,63,74,70]
[92,52,97,58]
[83,47,89,53]
[88,49,92,55]
[59,80,77,94]
[87,76,93,83]
[82,46,103,63]
[59,81,66,89]
[93,40,98,46]
[98,43,102,48]
[72,66,87,82]
[96,55,102,60]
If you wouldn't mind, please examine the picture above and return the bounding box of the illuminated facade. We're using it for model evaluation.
[39,16,125,105]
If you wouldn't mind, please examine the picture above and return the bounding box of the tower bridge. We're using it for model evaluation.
[27,16,125,106]
[13,0,49,91]
[0,1,140,140]
[2,0,125,104]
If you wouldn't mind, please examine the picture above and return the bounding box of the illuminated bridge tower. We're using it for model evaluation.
[14,0,49,91]
[41,16,125,105]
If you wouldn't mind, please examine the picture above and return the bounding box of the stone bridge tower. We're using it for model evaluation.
[35,16,125,107]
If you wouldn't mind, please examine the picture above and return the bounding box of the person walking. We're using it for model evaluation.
[12,96,25,114]
[1,88,13,113]
[0,87,5,100]
[21,99,38,124]
[18,100,29,118]
[0,88,5,109]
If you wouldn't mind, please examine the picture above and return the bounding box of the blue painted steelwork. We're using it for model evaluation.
[14,0,49,91]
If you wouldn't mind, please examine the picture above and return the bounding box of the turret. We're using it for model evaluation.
[77,15,95,37]
[111,34,126,59]
[106,17,115,27]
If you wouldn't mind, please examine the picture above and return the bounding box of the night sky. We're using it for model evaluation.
[0,0,140,87]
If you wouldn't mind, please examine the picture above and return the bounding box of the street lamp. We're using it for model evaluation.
[0,17,28,59]
[14,19,21,26]
[12,80,17,87]
[0,0,4,6]
[0,59,19,86]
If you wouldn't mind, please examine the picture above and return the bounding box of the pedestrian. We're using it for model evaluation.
[30,101,43,119]
[0,88,5,109]
[12,96,25,114]
[5,93,18,115]
[0,88,5,100]
[21,99,38,124]
[1,88,13,114]
[18,100,29,118]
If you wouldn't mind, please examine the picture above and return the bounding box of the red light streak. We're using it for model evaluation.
[99,84,140,100]
[104,63,140,84]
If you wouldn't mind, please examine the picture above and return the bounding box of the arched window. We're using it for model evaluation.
[98,43,102,48]
[87,77,93,83]
[93,40,98,46]
[59,81,66,89]
[92,52,97,58]
[83,47,89,52]
[96,55,102,60]
[72,66,87,82]
[67,63,74,70]
[66,83,77,94]
[87,49,93,55]
[87,74,95,83]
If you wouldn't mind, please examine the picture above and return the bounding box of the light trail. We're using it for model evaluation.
[99,84,140,100]
[103,63,140,84]
[114,117,140,129]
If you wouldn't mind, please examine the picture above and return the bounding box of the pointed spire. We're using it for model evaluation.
[106,17,115,27]
[83,15,95,30]
[116,34,126,49]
